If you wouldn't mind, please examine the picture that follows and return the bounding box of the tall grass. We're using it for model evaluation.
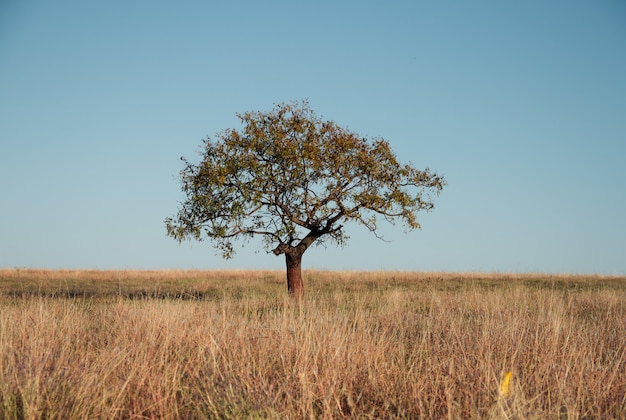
[0,269,624,418]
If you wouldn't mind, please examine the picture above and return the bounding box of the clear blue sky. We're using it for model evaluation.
[1,1,625,274]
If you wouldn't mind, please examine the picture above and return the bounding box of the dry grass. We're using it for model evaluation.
[0,269,624,419]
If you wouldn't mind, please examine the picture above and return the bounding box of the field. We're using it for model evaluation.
[0,269,624,419]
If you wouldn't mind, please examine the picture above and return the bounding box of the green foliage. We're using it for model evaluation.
[165,100,446,258]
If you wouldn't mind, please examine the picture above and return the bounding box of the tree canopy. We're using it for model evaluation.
[166,101,446,297]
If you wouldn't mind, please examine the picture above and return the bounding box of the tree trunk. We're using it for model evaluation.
[285,251,304,300]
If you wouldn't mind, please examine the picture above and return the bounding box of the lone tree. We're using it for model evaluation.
[165,101,445,299]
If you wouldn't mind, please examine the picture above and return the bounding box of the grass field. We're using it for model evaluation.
[0,269,624,419]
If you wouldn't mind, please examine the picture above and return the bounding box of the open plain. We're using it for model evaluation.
[0,269,624,419]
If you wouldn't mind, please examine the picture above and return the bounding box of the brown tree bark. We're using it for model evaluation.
[273,230,324,299]
[285,251,304,300]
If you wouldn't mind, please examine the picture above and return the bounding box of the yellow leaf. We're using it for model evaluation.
[500,371,512,398]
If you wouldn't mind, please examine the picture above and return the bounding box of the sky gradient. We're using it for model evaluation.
[1,1,625,274]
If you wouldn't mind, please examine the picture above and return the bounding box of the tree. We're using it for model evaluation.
[165,101,446,299]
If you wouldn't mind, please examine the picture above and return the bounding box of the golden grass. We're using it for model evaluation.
[0,269,624,418]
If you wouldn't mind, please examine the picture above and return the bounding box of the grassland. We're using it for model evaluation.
[0,269,624,419]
